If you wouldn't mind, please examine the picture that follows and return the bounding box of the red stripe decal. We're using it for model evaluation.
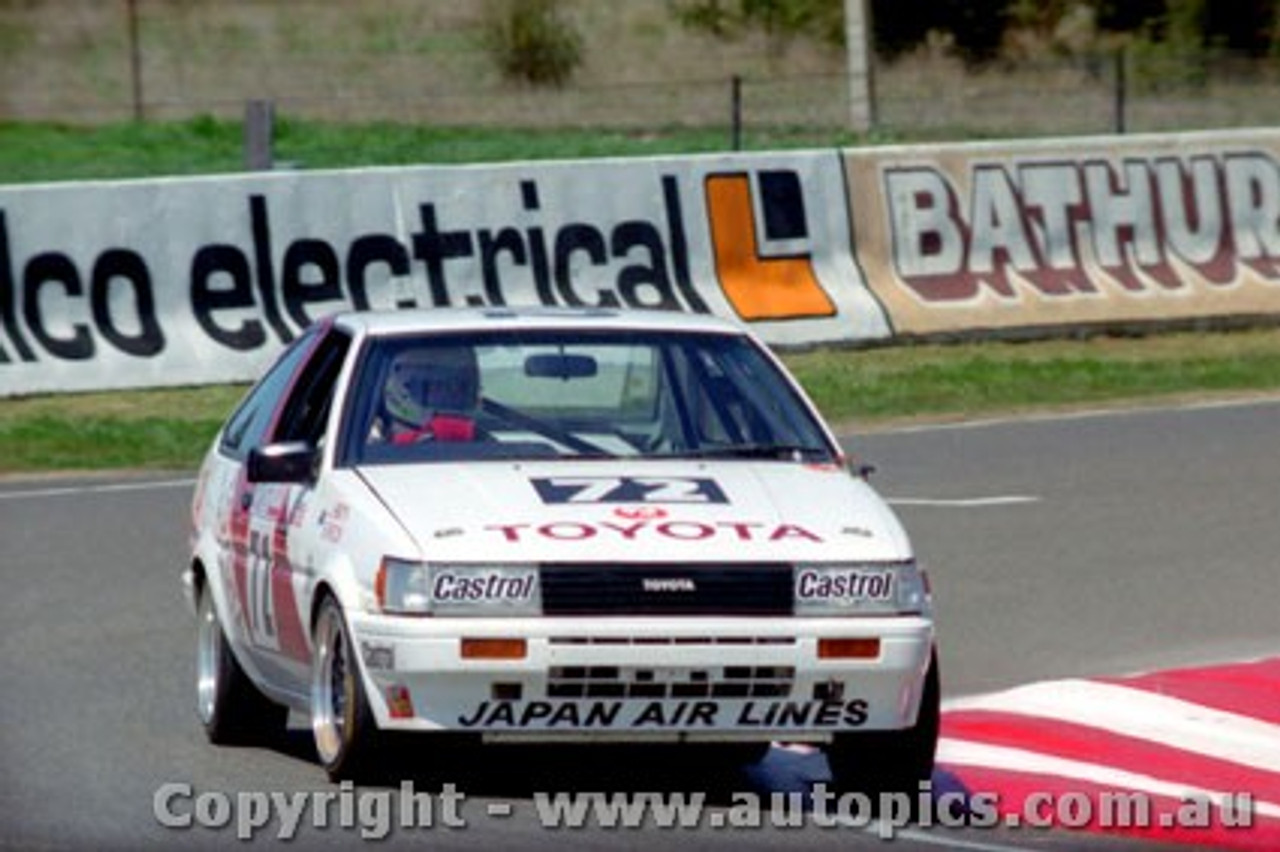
[271,492,310,662]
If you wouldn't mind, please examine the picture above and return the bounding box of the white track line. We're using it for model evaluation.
[0,478,196,500]
[866,394,1280,436]
[944,679,1280,774]
[860,824,1043,852]
[938,739,1280,819]
[888,496,1041,508]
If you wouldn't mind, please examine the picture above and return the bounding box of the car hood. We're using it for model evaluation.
[357,460,911,563]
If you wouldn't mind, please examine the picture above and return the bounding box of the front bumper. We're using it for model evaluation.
[348,613,935,743]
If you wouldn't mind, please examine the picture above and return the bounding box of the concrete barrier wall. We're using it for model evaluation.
[2,129,1278,397]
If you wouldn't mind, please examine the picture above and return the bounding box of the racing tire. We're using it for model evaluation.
[196,581,288,745]
[311,595,381,782]
[824,651,940,818]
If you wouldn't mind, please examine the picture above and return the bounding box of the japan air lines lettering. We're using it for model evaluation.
[884,151,1280,302]
[457,697,869,730]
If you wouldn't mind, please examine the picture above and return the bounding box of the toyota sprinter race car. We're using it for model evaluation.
[185,307,939,789]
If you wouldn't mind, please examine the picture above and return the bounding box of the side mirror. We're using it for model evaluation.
[847,457,877,480]
[248,441,318,484]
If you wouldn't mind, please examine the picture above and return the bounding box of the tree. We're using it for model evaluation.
[1204,0,1277,54]
[671,0,1280,65]
[481,0,584,87]
[669,0,1013,64]
[871,0,934,58]
[1093,0,1167,34]
[668,0,845,49]
[937,0,1011,64]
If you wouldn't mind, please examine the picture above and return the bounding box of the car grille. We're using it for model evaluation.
[546,665,796,700]
[538,563,793,616]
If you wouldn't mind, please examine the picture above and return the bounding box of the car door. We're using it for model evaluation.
[244,326,351,694]
[216,325,349,693]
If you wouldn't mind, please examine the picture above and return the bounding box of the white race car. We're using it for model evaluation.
[185,307,938,789]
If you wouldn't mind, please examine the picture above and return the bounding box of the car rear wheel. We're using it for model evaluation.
[311,595,379,781]
[824,651,939,814]
[196,581,287,744]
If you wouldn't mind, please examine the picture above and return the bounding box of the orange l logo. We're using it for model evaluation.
[705,173,836,321]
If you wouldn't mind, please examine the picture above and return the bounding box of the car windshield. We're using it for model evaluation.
[339,328,836,466]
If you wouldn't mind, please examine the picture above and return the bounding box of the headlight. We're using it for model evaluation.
[376,558,433,614]
[793,561,930,616]
[375,559,541,616]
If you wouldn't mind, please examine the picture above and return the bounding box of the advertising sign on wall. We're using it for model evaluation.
[0,152,890,397]
[844,130,1280,336]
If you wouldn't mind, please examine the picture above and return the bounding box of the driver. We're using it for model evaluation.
[379,346,480,443]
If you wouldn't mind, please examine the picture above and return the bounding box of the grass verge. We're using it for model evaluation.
[3,328,1279,475]
[0,118,875,185]
[787,327,1280,426]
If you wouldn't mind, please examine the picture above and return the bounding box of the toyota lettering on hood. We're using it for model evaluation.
[355,460,910,563]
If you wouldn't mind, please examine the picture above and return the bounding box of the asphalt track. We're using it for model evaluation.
[2,397,1277,851]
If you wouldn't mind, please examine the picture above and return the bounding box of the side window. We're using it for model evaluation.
[274,330,352,447]
[219,330,319,460]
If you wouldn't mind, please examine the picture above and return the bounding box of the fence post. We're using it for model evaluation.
[244,100,275,171]
[1113,48,1127,134]
[126,0,143,121]
[843,0,876,133]
[730,75,743,151]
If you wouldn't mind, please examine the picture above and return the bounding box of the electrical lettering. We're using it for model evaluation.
[0,176,708,365]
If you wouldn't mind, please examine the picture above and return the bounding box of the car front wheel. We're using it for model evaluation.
[196,580,287,744]
[824,651,940,812]
[311,595,379,781]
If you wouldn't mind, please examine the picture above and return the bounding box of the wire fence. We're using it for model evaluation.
[4,0,1280,140]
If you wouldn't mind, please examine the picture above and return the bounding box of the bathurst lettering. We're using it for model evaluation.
[456,698,869,729]
[884,151,1280,302]
[483,520,824,543]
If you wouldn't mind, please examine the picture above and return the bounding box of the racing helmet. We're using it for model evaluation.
[383,346,480,430]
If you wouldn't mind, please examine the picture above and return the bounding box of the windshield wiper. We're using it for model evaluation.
[658,444,829,461]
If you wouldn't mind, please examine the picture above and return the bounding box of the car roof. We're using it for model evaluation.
[332,307,750,338]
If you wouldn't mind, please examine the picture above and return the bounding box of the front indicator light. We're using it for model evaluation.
[818,638,881,659]
[461,638,527,660]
